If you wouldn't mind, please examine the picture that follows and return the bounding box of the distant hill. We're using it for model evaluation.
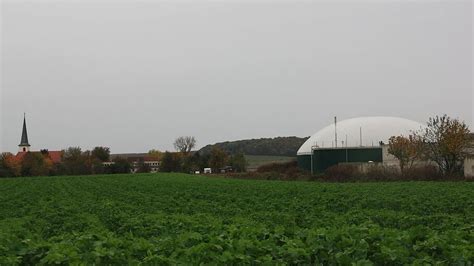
[199,136,309,157]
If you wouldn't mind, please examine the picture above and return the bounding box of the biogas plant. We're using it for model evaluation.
[297,116,425,174]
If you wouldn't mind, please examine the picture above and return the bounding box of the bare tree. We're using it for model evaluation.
[174,136,196,154]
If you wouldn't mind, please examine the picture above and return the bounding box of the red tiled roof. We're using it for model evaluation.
[48,151,62,164]
[15,152,27,160]
[15,151,62,164]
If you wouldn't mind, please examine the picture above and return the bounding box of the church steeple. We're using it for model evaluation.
[19,113,31,152]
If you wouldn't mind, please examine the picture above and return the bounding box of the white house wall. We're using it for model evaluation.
[465,156,474,178]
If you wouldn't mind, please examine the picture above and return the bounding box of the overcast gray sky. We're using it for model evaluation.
[1,0,472,153]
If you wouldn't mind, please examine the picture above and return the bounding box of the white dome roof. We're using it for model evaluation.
[297,116,425,155]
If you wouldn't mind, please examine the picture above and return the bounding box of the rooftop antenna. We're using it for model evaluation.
[334,116,338,148]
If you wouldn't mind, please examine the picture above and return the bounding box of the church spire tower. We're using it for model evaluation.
[19,113,31,152]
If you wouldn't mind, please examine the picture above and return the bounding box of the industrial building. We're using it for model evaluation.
[297,117,425,173]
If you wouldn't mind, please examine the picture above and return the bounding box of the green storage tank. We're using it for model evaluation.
[297,147,383,173]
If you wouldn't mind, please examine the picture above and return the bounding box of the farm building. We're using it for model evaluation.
[110,153,161,173]
[297,116,425,173]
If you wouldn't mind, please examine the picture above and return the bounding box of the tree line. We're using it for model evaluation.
[0,147,131,177]
[0,136,249,177]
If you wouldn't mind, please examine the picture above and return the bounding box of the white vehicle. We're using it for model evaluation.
[204,168,212,174]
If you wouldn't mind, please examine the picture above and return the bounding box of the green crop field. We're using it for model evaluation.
[0,174,473,264]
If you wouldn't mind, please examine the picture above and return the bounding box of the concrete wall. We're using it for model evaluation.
[381,145,436,170]
[381,145,400,167]
[340,162,399,174]
[464,156,474,178]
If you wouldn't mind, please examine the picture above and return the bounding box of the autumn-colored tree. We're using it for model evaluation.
[1,153,21,177]
[21,152,50,176]
[0,154,9,177]
[61,147,91,175]
[422,115,471,175]
[43,157,54,175]
[5,153,22,177]
[388,134,424,172]
[40,150,56,175]
[173,136,196,154]
[209,147,229,171]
